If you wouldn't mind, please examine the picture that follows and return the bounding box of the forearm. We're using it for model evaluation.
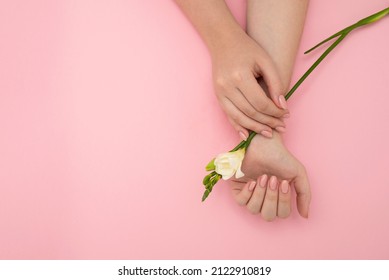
[174,0,245,55]
[247,0,309,93]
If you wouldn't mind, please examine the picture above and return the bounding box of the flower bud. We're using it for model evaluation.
[214,149,245,180]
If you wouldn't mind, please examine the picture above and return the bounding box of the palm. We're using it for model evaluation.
[229,132,311,218]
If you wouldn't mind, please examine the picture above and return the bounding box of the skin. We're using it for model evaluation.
[230,132,311,220]
[229,0,311,221]
[174,0,289,139]
[176,0,311,220]
[247,0,309,92]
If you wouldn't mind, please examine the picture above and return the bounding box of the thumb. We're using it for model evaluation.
[230,180,255,206]
[256,56,287,110]
[293,167,311,218]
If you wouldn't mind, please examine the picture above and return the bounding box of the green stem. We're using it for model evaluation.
[230,139,246,152]
[229,131,256,152]
[244,131,256,148]
[357,7,389,26]
[285,33,347,100]
[304,25,355,54]
[202,6,389,202]
[287,6,388,100]
[305,7,388,54]
[229,7,389,151]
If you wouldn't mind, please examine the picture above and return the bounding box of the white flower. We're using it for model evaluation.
[214,149,245,180]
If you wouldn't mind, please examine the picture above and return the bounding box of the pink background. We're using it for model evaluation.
[1,0,388,259]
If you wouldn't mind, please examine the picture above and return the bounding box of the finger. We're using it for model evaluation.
[255,55,286,108]
[225,116,250,141]
[231,180,256,206]
[238,74,287,118]
[227,89,285,129]
[221,99,273,138]
[246,175,268,214]
[293,167,311,218]
[277,180,292,219]
[260,175,279,222]
[227,116,272,139]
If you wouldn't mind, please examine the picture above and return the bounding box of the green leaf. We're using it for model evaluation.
[201,174,221,202]
[205,158,215,171]
[202,171,216,186]
[202,189,211,202]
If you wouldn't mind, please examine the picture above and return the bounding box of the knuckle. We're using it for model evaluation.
[271,121,281,129]
[263,117,277,127]
[246,107,258,118]
[230,112,240,123]
[257,101,270,112]
[271,119,283,128]
[252,123,265,134]
[214,76,228,89]
[278,195,291,204]
[231,70,243,83]
[265,194,278,203]
[215,69,245,88]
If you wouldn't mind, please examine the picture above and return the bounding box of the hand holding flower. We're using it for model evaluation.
[174,0,289,141]
[211,29,289,139]
[202,6,388,204]
[229,132,311,220]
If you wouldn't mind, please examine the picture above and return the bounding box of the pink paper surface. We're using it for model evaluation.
[0,0,388,259]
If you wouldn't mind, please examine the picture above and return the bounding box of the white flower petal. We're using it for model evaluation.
[235,163,245,179]
[214,149,246,181]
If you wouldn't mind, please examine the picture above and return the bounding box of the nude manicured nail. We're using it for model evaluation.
[279,95,288,110]
[276,126,286,133]
[260,130,272,138]
[239,131,248,141]
[259,174,268,188]
[269,176,278,190]
[281,181,289,194]
[248,181,256,191]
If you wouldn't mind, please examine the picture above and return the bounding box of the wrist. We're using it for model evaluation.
[206,22,246,55]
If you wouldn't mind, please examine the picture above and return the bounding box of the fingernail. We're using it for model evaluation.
[283,113,290,118]
[276,126,286,133]
[248,181,256,191]
[269,176,277,190]
[259,174,268,188]
[281,180,289,194]
[260,130,273,138]
[278,95,288,110]
[239,131,248,141]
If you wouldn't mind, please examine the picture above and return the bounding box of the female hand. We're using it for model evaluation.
[229,132,311,220]
[211,30,289,140]
[232,175,293,221]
